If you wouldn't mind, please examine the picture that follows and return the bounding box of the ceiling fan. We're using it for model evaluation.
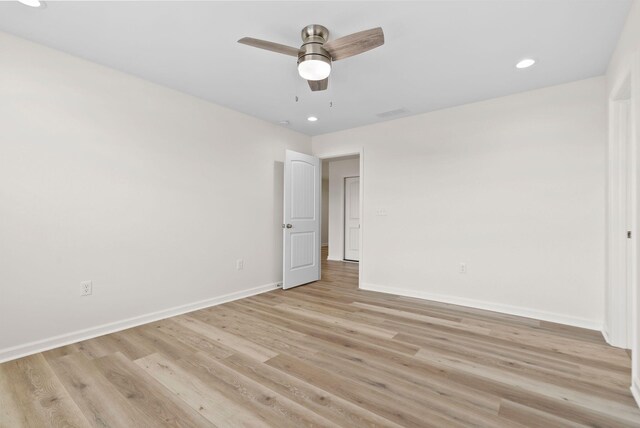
[238,25,384,92]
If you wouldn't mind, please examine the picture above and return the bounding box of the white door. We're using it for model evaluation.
[344,176,360,261]
[283,150,321,289]
[624,99,635,346]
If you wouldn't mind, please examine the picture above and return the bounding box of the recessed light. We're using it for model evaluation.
[307,116,318,122]
[516,58,536,69]
[18,0,43,7]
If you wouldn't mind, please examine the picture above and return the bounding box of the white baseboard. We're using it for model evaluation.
[600,328,631,349]
[0,282,279,364]
[632,378,640,409]
[326,256,359,264]
[360,283,602,331]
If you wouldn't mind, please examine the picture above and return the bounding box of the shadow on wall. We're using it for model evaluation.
[273,161,284,280]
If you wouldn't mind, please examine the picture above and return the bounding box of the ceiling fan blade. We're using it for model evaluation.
[323,27,384,61]
[308,78,329,91]
[237,37,300,57]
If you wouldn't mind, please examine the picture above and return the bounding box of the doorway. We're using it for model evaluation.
[320,153,362,286]
[321,155,360,263]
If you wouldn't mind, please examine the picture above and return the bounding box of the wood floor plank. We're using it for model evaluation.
[190,307,320,359]
[393,330,632,399]
[0,354,90,428]
[273,303,399,339]
[414,347,640,426]
[290,349,520,427]
[0,361,33,427]
[351,301,493,335]
[46,352,153,427]
[179,351,338,427]
[150,319,236,359]
[172,316,277,362]
[265,353,462,428]
[1,249,638,427]
[497,400,588,428]
[135,352,269,427]
[126,324,200,361]
[219,352,403,428]
[227,300,421,357]
[93,352,214,427]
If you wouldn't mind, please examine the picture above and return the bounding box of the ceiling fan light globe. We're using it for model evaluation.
[298,58,331,81]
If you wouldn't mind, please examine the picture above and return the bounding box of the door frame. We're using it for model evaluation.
[318,149,364,289]
[606,68,637,351]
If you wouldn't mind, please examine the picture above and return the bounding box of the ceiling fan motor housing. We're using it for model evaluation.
[297,24,332,70]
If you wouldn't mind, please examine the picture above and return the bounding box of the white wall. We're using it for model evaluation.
[0,32,311,361]
[606,0,640,406]
[313,77,607,329]
[327,158,360,261]
[607,1,640,94]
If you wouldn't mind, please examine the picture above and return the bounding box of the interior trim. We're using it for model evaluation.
[632,378,640,409]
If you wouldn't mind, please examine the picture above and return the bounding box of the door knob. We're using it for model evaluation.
[286,224,293,229]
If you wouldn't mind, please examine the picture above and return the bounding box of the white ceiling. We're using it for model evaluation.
[0,1,631,136]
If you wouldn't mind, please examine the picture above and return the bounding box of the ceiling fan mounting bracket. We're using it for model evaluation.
[301,24,329,44]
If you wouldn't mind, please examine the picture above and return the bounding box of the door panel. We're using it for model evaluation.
[291,161,315,219]
[283,150,321,289]
[344,176,360,261]
[290,232,315,269]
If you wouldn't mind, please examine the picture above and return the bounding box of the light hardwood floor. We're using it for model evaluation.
[1,248,639,427]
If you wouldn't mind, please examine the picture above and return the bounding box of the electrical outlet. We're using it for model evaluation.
[80,280,92,296]
[459,263,467,274]
[236,259,244,270]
